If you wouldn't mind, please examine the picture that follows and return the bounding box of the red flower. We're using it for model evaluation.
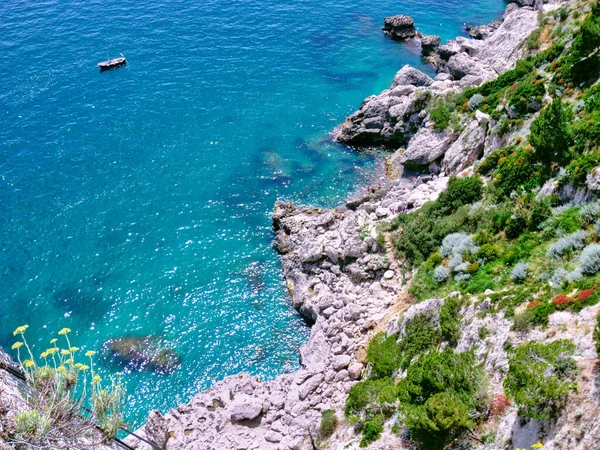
[552,295,575,306]
[490,394,512,416]
[577,289,595,302]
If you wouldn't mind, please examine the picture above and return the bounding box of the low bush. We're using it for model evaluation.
[8,325,126,447]
[579,243,600,275]
[398,314,441,369]
[440,297,462,346]
[547,230,589,258]
[398,350,488,450]
[430,100,452,130]
[433,266,450,283]
[319,409,338,440]
[345,378,397,418]
[437,176,484,212]
[365,333,402,379]
[529,99,572,166]
[494,147,542,197]
[476,244,501,262]
[360,414,385,447]
[504,340,577,420]
[511,263,530,283]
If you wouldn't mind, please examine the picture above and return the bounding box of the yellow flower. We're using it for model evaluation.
[11,342,23,350]
[58,328,71,335]
[60,349,70,356]
[65,358,74,365]
[92,375,102,384]
[57,365,67,373]
[40,351,48,359]
[13,325,28,336]
[78,364,89,371]
[69,346,79,352]
[74,363,83,369]
[46,348,57,355]
[85,350,96,357]
[532,444,544,449]
[50,338,57,344]
[23,359,34,368]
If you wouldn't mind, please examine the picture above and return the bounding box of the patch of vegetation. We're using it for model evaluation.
[319,409,338,440]
[6,326,126,448]
[504,340,577,420]
[437,176,484,212]
[365,332,402,379]
[398,350,488,450]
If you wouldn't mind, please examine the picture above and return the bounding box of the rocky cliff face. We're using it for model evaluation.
[126,1,591,449]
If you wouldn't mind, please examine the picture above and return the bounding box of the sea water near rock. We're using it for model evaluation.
[0,0,505,426]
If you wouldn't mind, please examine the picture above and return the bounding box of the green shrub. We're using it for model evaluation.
[504,340,577,420]
[366,332,402,379]
[398,314,441,369]
[14,411,51,442]
[476,244,501,262]
[345,378,397,417]
[319,409,338,440]
[430,101,452,130]
[398,350,488,450]
[437,176,484,212]
[525,28,542,51]
[440,297,462,346]
[507,75,545,116]
[529,99,572,166]
[360,414,385,447]
[495,147,542,197]
[512,309,536,332]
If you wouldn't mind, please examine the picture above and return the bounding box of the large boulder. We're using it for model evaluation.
[442,119,487,173]
[395,128,455,168]
[421,35,441,56]
[391,65,434,88]
[230,395,264,422]
[447,52,496,81]
[382,15,416,40]
[104,336,182,374]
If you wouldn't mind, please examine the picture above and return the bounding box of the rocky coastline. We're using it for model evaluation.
[122,3,556,449]
[2,0,588,448]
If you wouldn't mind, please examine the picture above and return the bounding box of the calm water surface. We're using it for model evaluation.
[0,0,505,426]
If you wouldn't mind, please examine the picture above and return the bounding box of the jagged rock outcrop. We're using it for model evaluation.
[394,128,455,168]
[442,119,488,172]
[391,65,433,88]
[420,35,441,55]
[382,15,416,40]
[335,4,538,153]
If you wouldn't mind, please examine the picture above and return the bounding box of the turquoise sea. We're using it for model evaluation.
[1,0,506,426]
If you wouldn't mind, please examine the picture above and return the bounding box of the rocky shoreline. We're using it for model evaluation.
[122,3,550,449]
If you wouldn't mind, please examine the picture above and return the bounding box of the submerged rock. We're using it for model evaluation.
[382,15,416,40]
[104,336,181,375]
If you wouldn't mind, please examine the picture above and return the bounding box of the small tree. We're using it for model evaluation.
[504,340,576,420]
[437,176,484,212]
[529,99,571,166]
[397,350,488,450]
